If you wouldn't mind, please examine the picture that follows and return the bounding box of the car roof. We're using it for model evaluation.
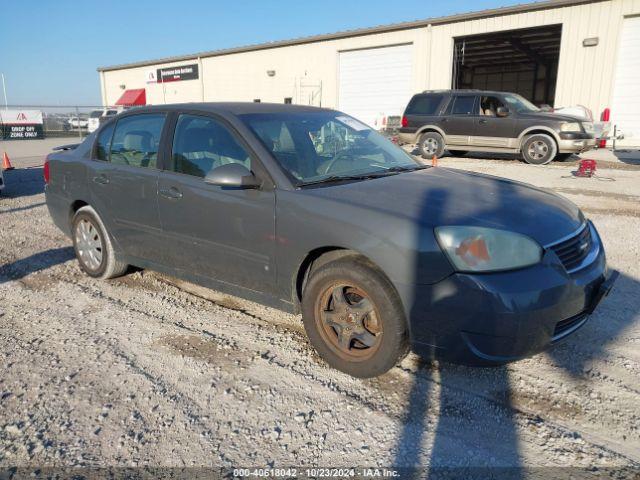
[122,102,336,116]
[417,89,515,96]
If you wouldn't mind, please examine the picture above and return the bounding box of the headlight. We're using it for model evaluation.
[435,226,542,272]
[560,122,582,132]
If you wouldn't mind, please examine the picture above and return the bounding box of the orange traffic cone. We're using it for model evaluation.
[432,154,438,167]
[2,152,14,170]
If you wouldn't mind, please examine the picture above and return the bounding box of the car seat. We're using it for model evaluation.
[122,130,155,167]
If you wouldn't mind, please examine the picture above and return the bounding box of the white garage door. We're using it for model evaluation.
[338,44,413,129]
[611,16,640,147]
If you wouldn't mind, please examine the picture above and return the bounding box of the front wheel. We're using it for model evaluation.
[301,254,408,378]
[72,206,128,279]
[521,134,557,165]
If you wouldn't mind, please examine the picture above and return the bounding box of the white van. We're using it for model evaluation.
[87,109,118,133]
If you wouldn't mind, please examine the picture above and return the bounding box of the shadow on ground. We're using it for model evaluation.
[1,166,45,199]
[0,247,74,284]
[390,173,638,475]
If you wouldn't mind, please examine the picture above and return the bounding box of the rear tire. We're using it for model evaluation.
[521,134,557,165]
[72,206,128,279]
[418,132,445,159]
[301,254,409,378]
[448,150,467,157]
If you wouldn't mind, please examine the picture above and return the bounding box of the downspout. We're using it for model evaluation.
[198,56,205,101]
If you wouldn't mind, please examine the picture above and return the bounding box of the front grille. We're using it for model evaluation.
[553,311,588,339]
[549,224,592,272]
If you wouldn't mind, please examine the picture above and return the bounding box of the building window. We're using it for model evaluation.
[284,97,292,104]
[253,99,261,103]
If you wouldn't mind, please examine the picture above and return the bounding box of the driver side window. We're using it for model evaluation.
[110,114,166,168]
[172,114,252,178]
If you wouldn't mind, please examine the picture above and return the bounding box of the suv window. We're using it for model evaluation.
[447,96,477,115]
[95,122,115,161]
[406,94,444,115]
[172,114,252,178]
[110,114,165,168]
[480,96,506,117]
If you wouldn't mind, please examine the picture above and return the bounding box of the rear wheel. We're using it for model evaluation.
[418,132,445,159]
[521,133,557,165]
[301,255,408,378]
[72,206,128,279]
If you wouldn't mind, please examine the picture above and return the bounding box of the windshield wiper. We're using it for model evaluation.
[297,165,428,187]
[297,174,379,187]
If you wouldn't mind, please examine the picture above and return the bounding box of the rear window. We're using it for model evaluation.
[406,95,444,115]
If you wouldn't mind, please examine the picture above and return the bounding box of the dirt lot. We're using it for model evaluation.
[1,140,639,476]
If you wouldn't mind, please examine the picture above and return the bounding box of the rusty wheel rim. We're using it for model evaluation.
[315,283,383,361]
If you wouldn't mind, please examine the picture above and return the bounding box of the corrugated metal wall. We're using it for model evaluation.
[101,0,640,123]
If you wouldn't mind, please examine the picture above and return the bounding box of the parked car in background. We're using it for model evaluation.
[398,90,596,165]
[66,116,89,130]
[45,103,615,377]
[88,109,118,133]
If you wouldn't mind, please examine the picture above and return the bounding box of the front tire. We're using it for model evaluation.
[418,132,445,159]
[72,206,128,279]
[521,134,557,165]
[301,254,408,378]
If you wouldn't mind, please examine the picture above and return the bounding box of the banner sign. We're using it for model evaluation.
[0,110,44,140]
[157,63,199,83]
[145,69,158,83]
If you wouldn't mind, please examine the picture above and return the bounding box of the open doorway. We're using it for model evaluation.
[452,25,562,107]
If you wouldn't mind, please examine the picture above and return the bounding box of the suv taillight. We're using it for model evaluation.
[43,156,50,184]
[401,116,408,128]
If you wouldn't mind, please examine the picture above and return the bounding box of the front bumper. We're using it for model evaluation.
[558,132,596,153]
[401,227,616,365]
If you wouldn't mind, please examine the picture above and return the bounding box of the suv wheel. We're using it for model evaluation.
[72,206,128,279]
[301,254,408,378]
[418,132,445,159]
[521,134,557,165]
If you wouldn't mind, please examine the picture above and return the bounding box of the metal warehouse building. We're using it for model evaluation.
[98,0,640,145]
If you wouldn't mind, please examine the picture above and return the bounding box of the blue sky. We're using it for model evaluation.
[1,0,527,106]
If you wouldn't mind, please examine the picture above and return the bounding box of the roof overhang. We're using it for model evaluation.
[97,0,605,73]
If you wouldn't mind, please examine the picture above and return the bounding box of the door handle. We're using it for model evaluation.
[92,175,109,185]
[159,187,183,199]
[478,119,488,124]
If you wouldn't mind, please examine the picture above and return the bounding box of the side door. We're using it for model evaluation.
[440,95,479,147]
[473,95,518,148]
[157,113,276,293]
[87,113,167,262]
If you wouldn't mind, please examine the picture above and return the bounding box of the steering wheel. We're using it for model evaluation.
[321,150,355,175]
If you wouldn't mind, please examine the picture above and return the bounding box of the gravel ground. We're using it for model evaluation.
[0,146,639,476]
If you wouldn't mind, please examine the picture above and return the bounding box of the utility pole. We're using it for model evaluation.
[1,73,7,110]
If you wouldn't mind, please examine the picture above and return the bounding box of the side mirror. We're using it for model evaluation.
[496,106,510,117]
[204,163,261,189]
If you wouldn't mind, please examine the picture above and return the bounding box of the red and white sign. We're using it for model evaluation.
[0,109,43,126]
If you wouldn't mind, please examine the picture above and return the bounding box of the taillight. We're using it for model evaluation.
[401,116,408,128]
[43,156,50,184]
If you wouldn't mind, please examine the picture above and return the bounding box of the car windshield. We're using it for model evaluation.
[240,111,421,186]
[502,94,540,113]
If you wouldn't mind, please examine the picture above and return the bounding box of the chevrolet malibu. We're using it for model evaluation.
[45,103,617,378]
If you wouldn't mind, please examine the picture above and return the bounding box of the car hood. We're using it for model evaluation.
[517,111,586,123]
[304,168,584,246]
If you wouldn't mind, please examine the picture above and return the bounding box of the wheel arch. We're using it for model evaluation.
[416,125,446,139]
[292,246,398,314]
[69,199,90,225]
[518,127,560,151]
